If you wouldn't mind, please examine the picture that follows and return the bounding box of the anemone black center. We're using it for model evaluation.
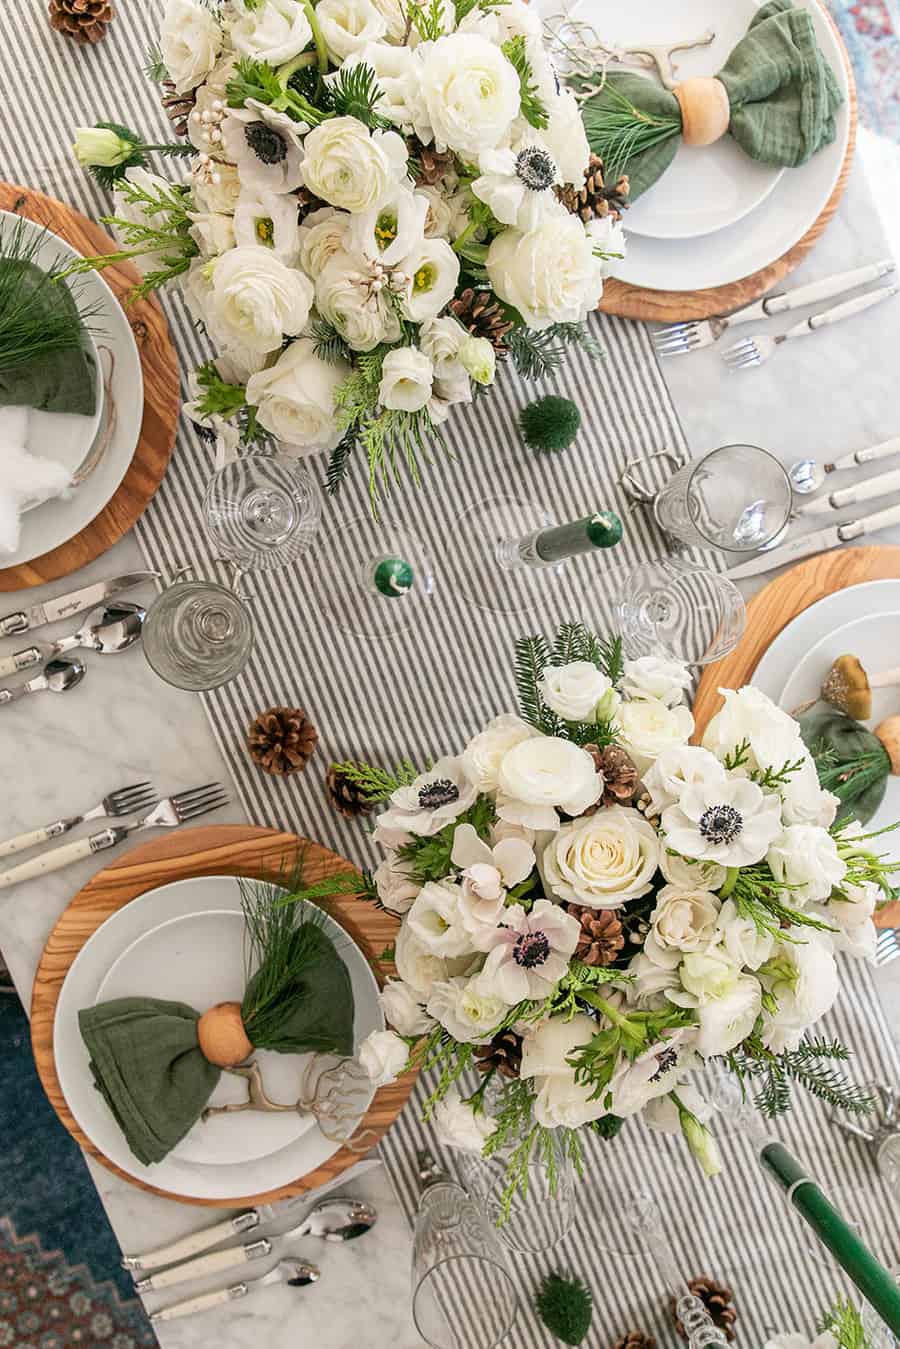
[245,121,288,165]
[513,931,551,969]
[698,803,743,846]
[515,146,556,191]
[649,1046,679,1082]
[418,778,459,810]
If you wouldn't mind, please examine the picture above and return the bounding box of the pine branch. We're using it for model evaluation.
[324,62,392,129]
[329,758,419,803]
[552,620,590,667]
[502,35,549,130]
[593,633,625,684]
[311,317,352,366]
[547,320,604,360]
[226,57,327,124]
[324,430,357,497]
[578,77,682,178]
[514,634,552,730]
[506,325,567,380]
[726,1036,876,1120]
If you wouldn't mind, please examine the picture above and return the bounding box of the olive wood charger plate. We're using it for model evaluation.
[31,824,416,1207]
[0,183,179,592]
[693,545,900,927]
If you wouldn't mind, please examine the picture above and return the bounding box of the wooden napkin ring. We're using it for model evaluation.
[674,77,731,147]
[198,1001,253,1068]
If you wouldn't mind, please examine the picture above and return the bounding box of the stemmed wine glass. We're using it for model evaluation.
[617,557,746,665]
[308,512,436,641]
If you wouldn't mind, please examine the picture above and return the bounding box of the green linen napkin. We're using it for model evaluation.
[0,259,97,417]
[580,0,844,201]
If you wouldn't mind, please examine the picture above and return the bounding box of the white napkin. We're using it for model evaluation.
[0,406,72,555]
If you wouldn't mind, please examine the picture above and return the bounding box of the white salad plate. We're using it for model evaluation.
[54,875,383,1200]
[1,209,143,569]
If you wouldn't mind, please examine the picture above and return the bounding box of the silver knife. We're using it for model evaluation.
[727,501,900,580]
[0,572,159,639]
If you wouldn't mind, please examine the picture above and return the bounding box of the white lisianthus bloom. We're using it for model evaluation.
[461,714,536,792]
[607,1028,699,1117]
[368,0,408,41]
[659,849,727,894]
[373,852,420,914]
[520,1014,607,1129]
[759,935,840,1053]
[206,245,313,355]
[702,685,802,773]
[231,0,313,65]
[396,238,461,322]
[378,346,434,412]
[472,142,563,232]
[395,922,475,997]
[661,775,784,868]
[316,0,387,61]
[813,881,878,961]
[234,188,302,264]
[298,207,351,276]
[479,900,580,1001]
[669,951,762,1057]
[315,250,402,352]
[586,213,627,277]
[191,160,241,214]
[221,102,306,195]
[767,825,846,906]
[457,336,495,386]
[432,1087,496,1152]
[645,885,721,965]
[539,661,613,723]
[73,126,136,168]
[358,1028,408,1086]
[713,898,774,971]
[496,737,602,830]
[487,214,606,330]
[113,168,181,277]
[451,821,535,940]
[541,807,660,910]
[245,338,348,453]
[642,745,726,818]
[679,1106,722,1178]
[615,697,695,775]
[620,656,692,708]
[627,951,681,1008]
[427,974,508,1043]
[421,34,521,158]
[188,211,236,258]
[376,757,477,838]
[380,980,433,1037]
[407,881,472,957]
[302,119,407,213]
[160,0,222,93]
[540,86,592,184]
[348,189,428,267]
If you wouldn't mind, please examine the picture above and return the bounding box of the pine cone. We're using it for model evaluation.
[474,1030,523,1080]
[596,745,639,806]
[671,1278,737,1343]
[247,706,318,776]
[449,287,514,353]
[326,762,375,818]
[407,137,456,187]
[296,185,326,222]
[612,1334,656,1349]
[48,0,115,44]
[161,79,195,138]
[567,905,625,966]
[556,154,629,224]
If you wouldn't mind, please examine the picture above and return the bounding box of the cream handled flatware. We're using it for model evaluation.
[0,656,85,706]
[726,501,900,581]
[796,465,900,517]
[724,285,900,369]
[149,1258,320,1324]
[0,602,145,679]
[825,434,900,473]
[0,571,158,639]
[0,784,229,891]
[0,781,157,861]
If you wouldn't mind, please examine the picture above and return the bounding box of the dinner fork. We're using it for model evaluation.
[874,929,900,969]
[0,784,229,890]
[0,782,158,861]
[653,259,896,355]
[723,285,899,370]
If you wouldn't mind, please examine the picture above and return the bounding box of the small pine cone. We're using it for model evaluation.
[407,137,456,187]
[474,1030,523,1080]
[568,905,625,967]
[49,0,115,44]
[596,745,639,806]
[612,1334,656,1349]
[161,79,195,138]
[326,762,375,819]
[671,1278,737,1343]
[247,706,318,777]
[449,287,515,353]
[556,153,630,224]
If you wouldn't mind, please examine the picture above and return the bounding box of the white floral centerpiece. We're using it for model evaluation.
[69,0,625,505]
[327,622,894,1209]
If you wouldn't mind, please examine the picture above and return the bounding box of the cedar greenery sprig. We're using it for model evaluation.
[501,34,549,130]
[192,361,267,448]
[406,0,446,42]
[227,56,328,124]
[328,758,420,803]
[397,794,496,883]
[819,1297,873,1349]
[454,0,509,23]
[0,217,103,373]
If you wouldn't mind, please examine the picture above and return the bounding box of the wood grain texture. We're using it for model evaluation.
[693,546,900,927]
[31,824,417,1207]
[0,183,179,592]
[599,7,857,323]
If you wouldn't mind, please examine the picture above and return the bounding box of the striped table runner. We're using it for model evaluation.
[9,2,900,1343]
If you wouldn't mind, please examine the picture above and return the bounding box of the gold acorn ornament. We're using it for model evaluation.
[48,0,115,44]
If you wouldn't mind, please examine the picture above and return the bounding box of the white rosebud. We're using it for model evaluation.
[316,0,387,61]
[73,126,136,168]
[615,697,695,775]
[358,1028,409,1087]
[246,338,349,453]
[380,980,433,1037]
[620,656,692,708]
[457,336,496,386]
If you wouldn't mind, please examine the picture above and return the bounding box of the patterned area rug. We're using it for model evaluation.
[0,997,156,1349]
[828,0,900,140]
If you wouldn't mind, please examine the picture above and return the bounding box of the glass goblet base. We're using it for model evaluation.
[447,494,563,616]
[309,516,435,640]
[143,579,254,691]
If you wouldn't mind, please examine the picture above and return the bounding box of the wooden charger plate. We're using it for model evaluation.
[31,824,417,1207]
[0,183,180,592]
[693,545,900,927]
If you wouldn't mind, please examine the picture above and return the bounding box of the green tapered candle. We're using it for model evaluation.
[533,511,623,565]
[761,1141,900,1335]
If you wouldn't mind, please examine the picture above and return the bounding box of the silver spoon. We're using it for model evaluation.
[0,602,146,679]
[281,1196,378,1244]
[150,1259,320,1324]
[0,656,86,706]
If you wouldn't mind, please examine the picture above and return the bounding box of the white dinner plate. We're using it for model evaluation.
[1,209,144,569]
[54,875,383,1200]
[568,0,783,240]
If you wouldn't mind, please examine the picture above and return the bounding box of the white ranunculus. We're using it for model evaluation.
[643,745,727,819]
[395,921,475,997]
[234,188,302,264]
[669,951,762,1057]
[767,825,846,906]
[113,168,180,277]
[188,211,236,258]
[659,850,727,894]
[713,898,774,971]
[348,189,428,267]
[496,737,601,830]
[395,237,460,322]
[315,249,402,352]
[373,851,420,914]
[779,754,840,829]
[316,0,387,61]
[421,34,520,158]
[160,0,222,93]
[407,880,473,957]
[627,951,682,1009]
[432,1087,496,1152]
[702,685,802,774]
[221,102,306,195]
[377,757,478,838]
[73,126,135,168]
[427,974,508,1043]
[520,1014,607,1129]
[662,775,784,869]
[368,0,407,41]
[191,160,241,214]
[298,207,351,276]
[487,213,606,330]
[231,0,313,65]
[378,346,434,412]
[615,697,695,775]
[358,1028,408,1086]
[620,656,692,708]
[457,336,495,386]
[759,935,840,1053]
[645,884,720,964]
[540,86,591,184]
[542,806,661,910]
[539,661,612,723]
[302,118,407,213]
[206,245,313,355]
[245,338,348,453]
[380,980,433,1036]
[461,714,536,792]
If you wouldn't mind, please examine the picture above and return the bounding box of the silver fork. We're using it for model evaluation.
[723,285,899,370]
[0,784,229,890]
[0,782,158,861]
[654,259,896,355]
[874,928,900,969]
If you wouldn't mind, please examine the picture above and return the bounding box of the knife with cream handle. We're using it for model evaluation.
[796,466,900,517]
[826,434,900,473]
[726,502,900,581]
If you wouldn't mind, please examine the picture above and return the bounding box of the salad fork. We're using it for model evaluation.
[874,929,900,969]
[0,784,229,890]
[0,781,157,861]
[723,285,899,370]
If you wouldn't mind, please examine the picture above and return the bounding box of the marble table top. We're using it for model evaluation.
[1,156,899,1349]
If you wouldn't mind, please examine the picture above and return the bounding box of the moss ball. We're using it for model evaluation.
[535,1273,593,1346]
[519,395,581,454]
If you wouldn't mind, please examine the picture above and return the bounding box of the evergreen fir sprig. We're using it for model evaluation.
[324,62,393,129]
[0,218,103,372]
[398,795,496,883]
[329,758,420,803]
[311,318,352,365]
[507,321,602,380]
[501,35,549,130]
[406,0,446,42]
[227,57,328,124]
[143,44,168,83]
[514,633,553,731]
[324,430,358,497]
[725,1036,876,1120]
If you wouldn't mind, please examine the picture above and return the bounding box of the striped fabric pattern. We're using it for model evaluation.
[8,3,900,1343]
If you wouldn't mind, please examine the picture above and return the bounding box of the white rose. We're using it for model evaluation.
[246,338,348,453]
[659,849,727,894]
[767,825,846,906]
[378,346,434,412]
[380,980,433,1036]
[627,951,681,1008]
[669,951,762,1057]
[646,885,720,964]
[396,237,460,322]
[457,336,495,386]
[407,880,473,957]
[373,852,420,914]
[616,697,695,775]
[302,118,407,213]
[540,86,591,184]
[620,656,692,708]
[191,161,241,214]
[426,975,508,1043]
[713,898,774,971]
[642,745,726,818]
[497,736,601,830]
[316,250,402,352]
[112,168,179,277]
[316,0,386,61]
[188,211,236,258]
[234,188,302,265]
[421,34,520,158]
[206,245,313,354]
[359,1028,408,1086]
[160,0,222,93]
[432,1087,496,1152]
[539,661,612,723]
[461,714,536,792]
[299,207,351,276]
[759,936,839,1053]
[395,921,475,997]
[487,214,606,331]
[542,806,660,910]
[231,0,313,65]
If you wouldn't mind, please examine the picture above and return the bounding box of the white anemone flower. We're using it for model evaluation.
[478,899,580,1001]
[661,775,783,868]
[233,188,302,264]
[376,756,478,837]
[472,140,563,232]
[220,100,305,194]
[450,821,536,940]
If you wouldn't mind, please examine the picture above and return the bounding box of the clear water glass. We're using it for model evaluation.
[455,1131,575,1254]
[617,557,746,665]
[142,577,253,692]
[653,444,792,552]
[202,455,322,573]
